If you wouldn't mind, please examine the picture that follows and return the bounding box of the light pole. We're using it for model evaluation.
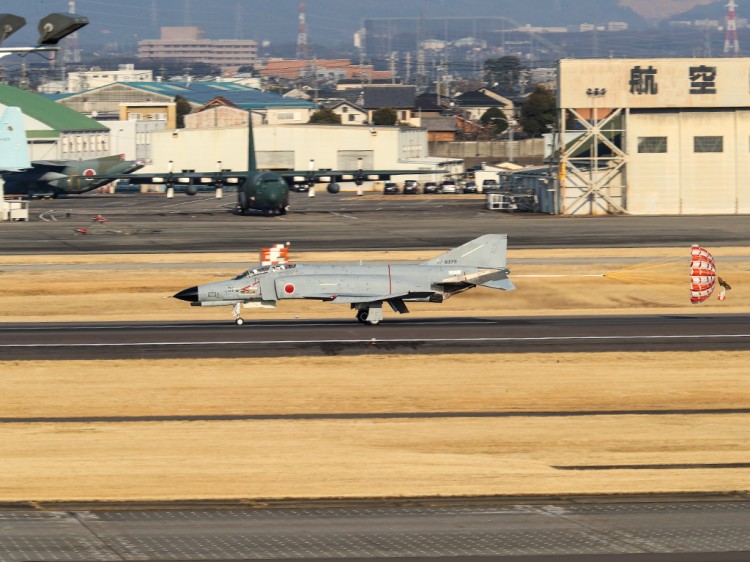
[491,116,514,163]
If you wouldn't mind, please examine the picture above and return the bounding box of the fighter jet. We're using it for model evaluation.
[86,117,438,216]
[1,154,144,198]
[173,234,515,325]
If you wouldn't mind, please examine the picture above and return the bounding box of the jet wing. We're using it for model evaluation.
[85,171,248,185]
[329,292,410,304]
[29,161,69,171]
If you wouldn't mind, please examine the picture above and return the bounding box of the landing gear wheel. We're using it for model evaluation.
[232,303,244,326]
[356,309,369,324]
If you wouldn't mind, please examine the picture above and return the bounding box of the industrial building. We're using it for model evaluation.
[556,57,750,215]
[142,124,458,183]
[53,81,315,124]
[0,84,109,161]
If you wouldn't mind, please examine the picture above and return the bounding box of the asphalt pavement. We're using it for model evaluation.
[1,191,748,253]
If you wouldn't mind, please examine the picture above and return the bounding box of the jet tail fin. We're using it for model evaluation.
[0,107,31,171]
[424,234,508,269]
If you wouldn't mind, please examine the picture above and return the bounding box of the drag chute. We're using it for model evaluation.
[604,245,731,304]
[690,245,730,303]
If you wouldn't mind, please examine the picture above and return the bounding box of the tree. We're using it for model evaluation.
[480,107,509,137]
[371,107,397,126]
[174,95,192,129]
[483,56,523,92]
[308,108,341,124]
[519,85,556,138]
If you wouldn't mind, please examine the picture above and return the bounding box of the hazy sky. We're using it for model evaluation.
[0,0,722,48]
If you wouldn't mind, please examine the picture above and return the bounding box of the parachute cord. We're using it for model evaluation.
[602,255,688,286]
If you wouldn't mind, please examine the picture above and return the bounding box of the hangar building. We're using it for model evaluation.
[557,58,750,215]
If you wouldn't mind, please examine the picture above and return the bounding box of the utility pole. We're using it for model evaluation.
[389,51,397,84]
[234,1,243,40]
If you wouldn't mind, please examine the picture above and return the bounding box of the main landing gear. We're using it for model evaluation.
[355,303,383,325]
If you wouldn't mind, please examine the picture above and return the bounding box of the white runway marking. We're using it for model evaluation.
[0,320,496,331]
[1,333,749,348]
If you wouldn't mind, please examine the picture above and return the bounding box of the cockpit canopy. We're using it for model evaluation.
[233,263,295,280]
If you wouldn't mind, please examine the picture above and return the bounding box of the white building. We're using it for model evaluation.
[557,57,750,215]
[67,65,153,93]
[142,124,449,184]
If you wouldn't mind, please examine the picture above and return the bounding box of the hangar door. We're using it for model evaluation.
[338,150,373,169]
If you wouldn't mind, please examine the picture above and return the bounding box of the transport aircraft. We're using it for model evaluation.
[1,154,144,198]
[86,117,438,216]
[173,234,515,325]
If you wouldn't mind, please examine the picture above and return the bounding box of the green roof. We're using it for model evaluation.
[0,84,107,138]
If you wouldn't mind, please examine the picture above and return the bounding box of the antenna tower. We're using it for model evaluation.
[63,0,81,64]
[725,0,740,56]
[184,0,193,26]
[296,3,308,60]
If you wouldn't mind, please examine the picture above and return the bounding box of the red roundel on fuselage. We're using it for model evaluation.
[284,283,295,294]
[83,168,96,177]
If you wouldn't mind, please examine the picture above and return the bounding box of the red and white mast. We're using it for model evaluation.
[296,3,308,60]
[724,0,740,56]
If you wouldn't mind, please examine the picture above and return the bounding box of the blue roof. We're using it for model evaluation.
[118,82,316,109]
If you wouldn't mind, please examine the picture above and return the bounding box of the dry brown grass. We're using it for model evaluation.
[1,248,749,501]
[0,353,749,501]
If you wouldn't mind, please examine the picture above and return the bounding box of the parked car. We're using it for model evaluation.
[482,179,500,193]
[440,180,458,194]
[462,181,478,194]
[423,181,439,194]
[383,181,400,194]
[402,179,420,194]
[290,183,310,193]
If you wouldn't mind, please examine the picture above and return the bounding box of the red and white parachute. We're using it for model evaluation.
[690,245,729,303]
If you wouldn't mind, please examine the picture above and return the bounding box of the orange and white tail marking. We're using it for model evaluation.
[260,242,291,265]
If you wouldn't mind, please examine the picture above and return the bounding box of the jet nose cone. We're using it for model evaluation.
[174,286,199,302]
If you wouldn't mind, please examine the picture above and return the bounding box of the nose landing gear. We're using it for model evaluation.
[232,303,244,326]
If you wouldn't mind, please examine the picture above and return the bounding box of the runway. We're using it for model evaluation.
[1,313,748,360]
[2,192,749,253]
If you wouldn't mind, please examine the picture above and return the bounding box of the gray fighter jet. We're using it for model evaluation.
[173,234,515,325]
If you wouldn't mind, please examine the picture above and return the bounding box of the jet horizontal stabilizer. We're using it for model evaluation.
[480,278,516,291]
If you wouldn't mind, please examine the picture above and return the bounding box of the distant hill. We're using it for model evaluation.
[660,0,739,22]
[619,0,717,22]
